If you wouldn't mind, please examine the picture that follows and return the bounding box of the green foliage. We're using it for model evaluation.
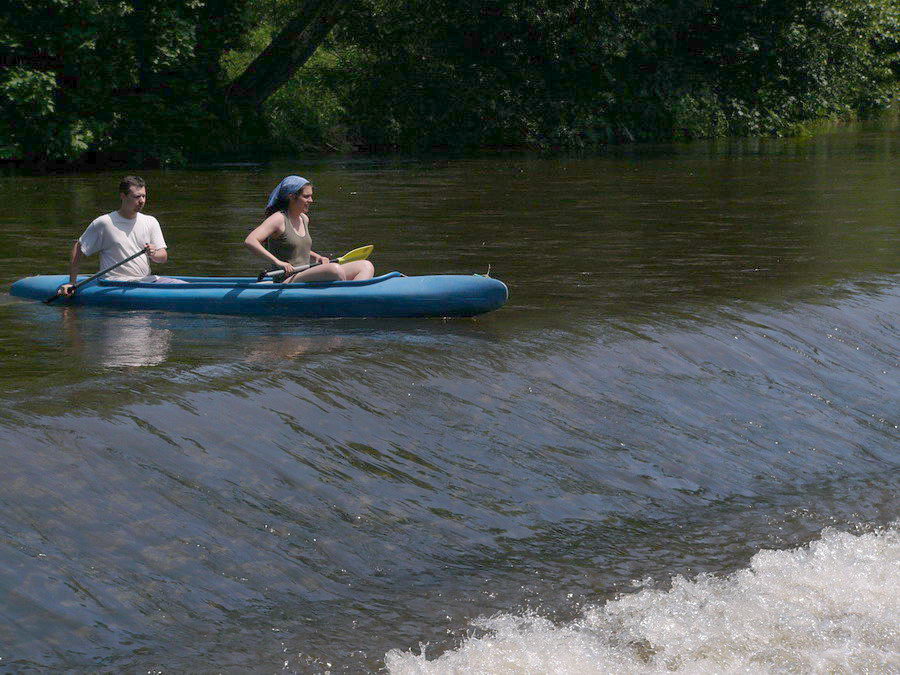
[700,0,900,135]
[329,0,899,150]
[263,49,352,154]
[221,20,350,154]
[0,66,104,161]
[0,0,252,165]
[0,0,896,163]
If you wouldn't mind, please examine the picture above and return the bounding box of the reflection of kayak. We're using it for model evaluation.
[10,272,508,318]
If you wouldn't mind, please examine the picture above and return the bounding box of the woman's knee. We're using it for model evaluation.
[325,263,347,280]
[348,260,374,280]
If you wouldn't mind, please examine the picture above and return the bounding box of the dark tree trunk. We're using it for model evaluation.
[227,0,351,108]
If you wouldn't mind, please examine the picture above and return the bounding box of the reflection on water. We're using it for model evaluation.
[62,307,173,368]
[245,334,347,362]
[57,308,355,369]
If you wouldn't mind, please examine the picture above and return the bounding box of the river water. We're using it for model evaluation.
[0,122,897,672]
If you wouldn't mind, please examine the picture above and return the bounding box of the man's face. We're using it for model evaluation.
[121,186,147,212]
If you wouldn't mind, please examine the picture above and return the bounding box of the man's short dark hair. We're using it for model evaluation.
[119,175,146,195]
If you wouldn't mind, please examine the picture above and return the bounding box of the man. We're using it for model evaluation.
[58,175,179,297]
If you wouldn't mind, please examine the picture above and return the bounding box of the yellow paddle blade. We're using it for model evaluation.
[335,245,374,264]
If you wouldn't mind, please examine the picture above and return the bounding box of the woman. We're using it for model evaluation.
[245,175,375,283]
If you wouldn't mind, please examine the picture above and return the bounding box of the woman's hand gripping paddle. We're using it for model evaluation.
[46,246,150,303]
[257,245,374,282]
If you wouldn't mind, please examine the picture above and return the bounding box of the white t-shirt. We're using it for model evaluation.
[79,211,167,280]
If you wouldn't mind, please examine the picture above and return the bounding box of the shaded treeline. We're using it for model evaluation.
[1,0,897,165]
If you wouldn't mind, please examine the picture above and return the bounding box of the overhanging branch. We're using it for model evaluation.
[227,0,351,107]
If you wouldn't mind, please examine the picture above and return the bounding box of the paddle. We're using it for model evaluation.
[45,245,150,303]
[257,244,374,282]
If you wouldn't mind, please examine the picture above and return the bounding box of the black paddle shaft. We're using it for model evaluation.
[46,246,150,303]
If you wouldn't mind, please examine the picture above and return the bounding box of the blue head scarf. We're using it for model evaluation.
[265,175,310,212]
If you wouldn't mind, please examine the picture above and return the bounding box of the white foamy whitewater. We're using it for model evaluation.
[386,526,899,673]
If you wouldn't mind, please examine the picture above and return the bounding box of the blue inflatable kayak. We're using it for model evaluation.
[10,272,507,318]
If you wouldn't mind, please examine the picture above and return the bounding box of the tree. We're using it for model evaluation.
[0,0,896,163]
[328,0,898,149]
[0,0,338,164]
[227,0,353,109]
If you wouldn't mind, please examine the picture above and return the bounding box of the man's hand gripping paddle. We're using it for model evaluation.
[46,246,150,303]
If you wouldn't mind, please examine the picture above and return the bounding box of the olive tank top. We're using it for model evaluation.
[266,211,312,266]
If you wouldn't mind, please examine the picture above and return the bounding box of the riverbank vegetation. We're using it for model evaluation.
[2,0,897,166]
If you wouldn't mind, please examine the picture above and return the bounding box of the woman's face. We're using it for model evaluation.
[291,185,314,212]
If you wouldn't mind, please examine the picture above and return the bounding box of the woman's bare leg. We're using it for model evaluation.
[284,262,346,283]
[284,260,374,283]
[341,260,375,280]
